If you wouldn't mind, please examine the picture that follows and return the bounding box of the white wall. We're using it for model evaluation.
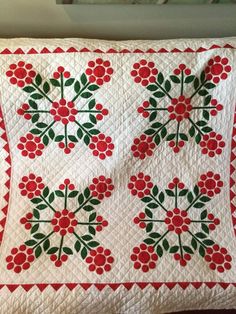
[0,0,235,40]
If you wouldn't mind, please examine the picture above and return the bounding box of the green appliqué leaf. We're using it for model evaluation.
[50,79,60,87]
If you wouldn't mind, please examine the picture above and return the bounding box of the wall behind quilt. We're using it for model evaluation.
[0,0,235,40]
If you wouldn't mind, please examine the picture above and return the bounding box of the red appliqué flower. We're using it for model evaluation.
[197,172,223,197]
[89,133,114,160]
[17,133,45,159]
[165,208,191,234]
[19,174,44,199]
[51,209,78,236]
[53,66,70,79]
[6,245,35,273]
[50,99,78,124]
[86,59,113,86]
[128,173,153,198]
[199,132,225,157]
[173,64,191,76]
[85,246,114,274]
[168,95,192,122]
[131,134,155,159]
[204,244,232,272]
[130,243,158,272]
[6,61,36,88]
[89,176,114,200]
[131,60,158,86]
[205,56,231,84]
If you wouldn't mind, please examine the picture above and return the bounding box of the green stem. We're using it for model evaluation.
[28,220,51,223]
[185,194,202,212]
[74,195,93,214]
[140,219,165,223]
[175,121,180,147]
[32,231,54,249]
[191,220,212,223]
[72,82,90,102]
[60,74,64,99]
[58,236,64,260]
[192,106,215,110]
[32,82,53,103]
[150,194,167,212]
[175,184,178,208]
[178,234,183,258]
[154,82,172,100]
[152,119,171,139]
[190,79,207,99]
[180,70,184,96]
[64,124,68,148]
[25,110,50,114]
[145,108,168,111]
[74,120,92,138]
[39,195,56,212]
[77,110,100,113]
[187,230,207,248]
[188,118,204,136]
[77,222,102,226]
[64,185,68,209]
[73,232,91,250]
[153,230,169,248]
[39,121,56,138]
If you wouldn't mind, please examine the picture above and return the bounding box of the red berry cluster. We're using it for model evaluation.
[128,172,154,199]
[207,213,220,231]
[59,178,75,191]
[58,140,75,155]
[205,56,231,84]
[131,60,158,86]
[197,172,223,197]
[6,61,36,88]
[85,246,114,275]
[17,133,45,159]
[168,177,185,190]
[204,244,232,272]
[89,133,114,160]
[199,132,225,158]
[164,208,191,234]
[131,134,155,159]
[95,215,108,232]
[50,254,68,268]
[131,243,158,272]
[20,212,34,230]
[209,99,223,116]
[89,176,114,200]
[133,212,147,229]
[173,252,191,267]
[18,174,44,199]
[137,101,150,118]
[95,103,108,121]
[53,66,70,79]
[173,64,191,76]
[17,103,32,120]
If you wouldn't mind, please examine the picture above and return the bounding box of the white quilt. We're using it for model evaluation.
[0,37,236,313]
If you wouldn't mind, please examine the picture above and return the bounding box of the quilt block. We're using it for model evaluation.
[0,37,236,313]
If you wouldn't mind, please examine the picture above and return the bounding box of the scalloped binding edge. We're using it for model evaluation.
[0,44,235,55]
[0,49,235,293]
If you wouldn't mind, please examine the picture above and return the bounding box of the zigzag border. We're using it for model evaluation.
[0,106,11,245]
[0,46,236,293]
[0,44,235,55]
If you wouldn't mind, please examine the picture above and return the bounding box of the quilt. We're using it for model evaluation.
[0,37,236,313]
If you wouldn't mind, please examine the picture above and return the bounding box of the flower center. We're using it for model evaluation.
[138,251,150,263]
[97,141,107,152]
[175,103,186,115]
[14,252,26,265]
[138,67,151,78]
[172,215,184,227]
[14,68,27,79]
[211,64,223,75]
[94,66,105,77]
[25,141,37,152]
[94,254,106,266]
[212,252,224,264]
[96,182,107,193]
[138,142,149,153]
[207,139,218,150]
[135,180,146,191]
[59,217,70,228]
[26,181,37,191]
[205,178,216,190]
[58,106,70,117]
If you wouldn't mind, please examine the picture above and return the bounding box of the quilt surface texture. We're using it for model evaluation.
[0,37,236,313]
